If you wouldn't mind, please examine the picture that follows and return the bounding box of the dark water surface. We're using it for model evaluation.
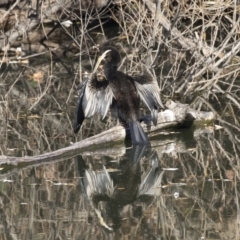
[0,126,240,239]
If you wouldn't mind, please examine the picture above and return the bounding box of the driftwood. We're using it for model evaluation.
[0,101,214,165]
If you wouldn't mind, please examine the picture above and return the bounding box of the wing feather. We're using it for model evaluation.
[83,76,114,119]
[74,79,87,133]
[74,50,114,133]
[133,74,164,125]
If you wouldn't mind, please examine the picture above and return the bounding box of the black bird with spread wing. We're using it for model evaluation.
[74,46,164,145]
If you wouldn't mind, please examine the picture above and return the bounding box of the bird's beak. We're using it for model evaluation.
[92,50,111,75]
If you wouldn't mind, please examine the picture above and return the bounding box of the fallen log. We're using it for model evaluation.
[0,101,214,164]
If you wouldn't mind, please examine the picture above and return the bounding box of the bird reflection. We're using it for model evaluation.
[74,46,164,145]
[76,145,165,231]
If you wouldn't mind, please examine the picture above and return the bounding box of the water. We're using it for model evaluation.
[0,125,239,239]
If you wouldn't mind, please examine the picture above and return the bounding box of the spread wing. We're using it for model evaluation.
[74,79,88,133]
[84,76,114,118]
[74,75,114,133]
[133,73,164,126]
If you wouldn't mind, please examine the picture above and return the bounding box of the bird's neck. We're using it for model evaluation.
[104,63,117,79]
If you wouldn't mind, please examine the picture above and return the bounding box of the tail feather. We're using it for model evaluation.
[130,144,148,162]
[129,121,150,145]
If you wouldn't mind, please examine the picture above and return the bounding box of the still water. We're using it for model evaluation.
[0,126,239,239]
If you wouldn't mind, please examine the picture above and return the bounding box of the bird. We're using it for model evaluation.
[74,46,164,145]
[75,145,153,231]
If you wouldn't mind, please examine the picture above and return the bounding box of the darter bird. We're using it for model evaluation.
[74,46,164,145]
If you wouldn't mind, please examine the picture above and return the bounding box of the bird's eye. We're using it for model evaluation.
[105,54,112,62]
